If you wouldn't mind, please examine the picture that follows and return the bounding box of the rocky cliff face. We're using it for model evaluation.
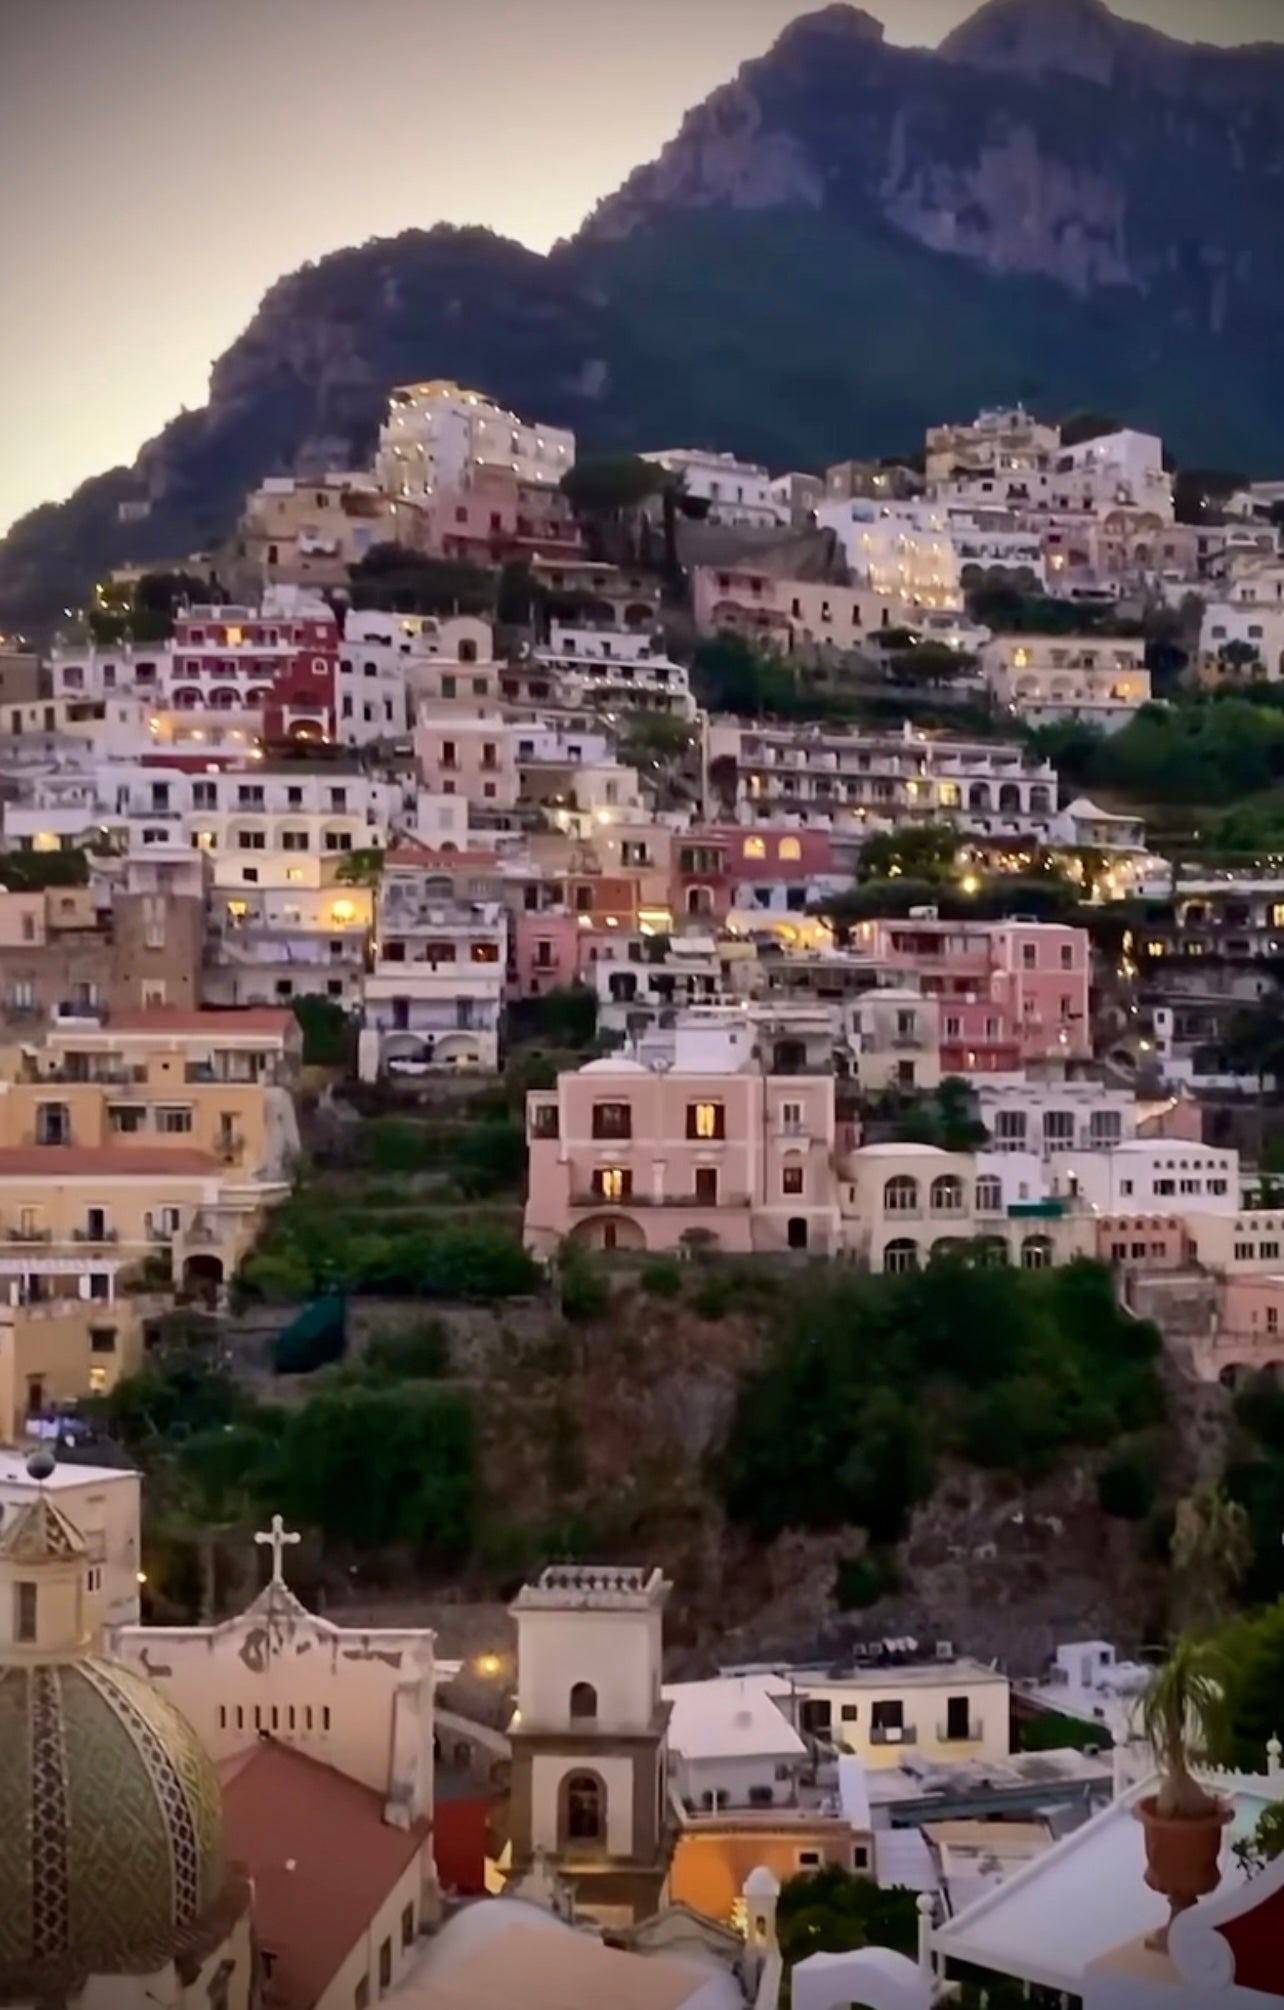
[4,0,1284,633]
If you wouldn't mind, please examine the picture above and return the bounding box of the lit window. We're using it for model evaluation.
[743,837,766,860]
[598,1168,627,1202]
[687,1102,724,1141]
[778,837,801,861]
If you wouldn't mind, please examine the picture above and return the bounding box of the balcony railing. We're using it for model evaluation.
[938,1720,978,1742]
[870,1723,917,1746]
[6,1228,52,1243]
[72,1227,120,1244]
[569,1191,751,1210]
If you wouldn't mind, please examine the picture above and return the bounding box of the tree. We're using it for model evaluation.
[1218,639,1263,678]
[559,455,665,518]
[1059,411,1122,447]
[272,1383,476,1562]
[334,847,383,885]
[292,996,353,1069]
[856,823,958,883]
[349,545,496,616]
[0,848,90,892]
[776,1866,919,1969]
[1170,1486,1253,1633]
[886,641,975,687]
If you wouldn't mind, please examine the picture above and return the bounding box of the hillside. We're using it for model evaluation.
[4,0,1284,632]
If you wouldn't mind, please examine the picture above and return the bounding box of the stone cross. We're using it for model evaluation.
[255,1513,301,1586]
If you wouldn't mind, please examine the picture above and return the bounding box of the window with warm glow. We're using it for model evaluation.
[778,837,801,861]
[744,836,766,859]
[686,1102,724,1141]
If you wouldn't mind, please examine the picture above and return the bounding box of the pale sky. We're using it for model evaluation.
[1,0,1279,533]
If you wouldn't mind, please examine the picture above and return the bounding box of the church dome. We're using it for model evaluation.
[0,1499,228,1997]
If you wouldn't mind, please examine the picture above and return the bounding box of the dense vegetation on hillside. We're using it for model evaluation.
[720,1259,1166,1553]
[6,3,1284,629]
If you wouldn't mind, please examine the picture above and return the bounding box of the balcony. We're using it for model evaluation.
[938,1719,979,1743]
[6,1228,52,1244]
[569,1191,751,1210]
[72,1228,120,1244]
[870,1723,917,1746]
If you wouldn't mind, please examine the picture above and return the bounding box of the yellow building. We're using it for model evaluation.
[0,1009,300,1423]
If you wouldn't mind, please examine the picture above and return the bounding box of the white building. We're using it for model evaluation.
[815,499,962,609]
[592,934,752,1040]
[534,623,697,719]
[976,1081,1140,1156]
[704,718,1059,838]
[1055,1138,1237,1216]
[1201,562,1284,678]
[375,380,574,497]
[641,449,785,527]
[203,881,372,1008]
[664,1674,807,1814]
[358,842,508,1076]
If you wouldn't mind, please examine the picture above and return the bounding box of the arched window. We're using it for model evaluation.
[998,783,1021,813]
[778,836,802,861]
[1022,1235,1053,1271]
[884,1238,919,1275]
[569,1681,597,1721]
[977,1236,1009,1267]
[1029,786,1051,815]
[743,836,766,860]
[969,783,991,812]
[563,1771,605,1843]
[975,1175,1002,1214]
[930,1174,965,1215]
[884,1175,919,1214]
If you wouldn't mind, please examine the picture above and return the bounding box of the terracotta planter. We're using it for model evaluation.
[1135,1793,1231,1946]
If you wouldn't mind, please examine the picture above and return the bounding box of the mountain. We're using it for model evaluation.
[5,0,1284,634]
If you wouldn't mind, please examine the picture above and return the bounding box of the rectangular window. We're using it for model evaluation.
[1043,1111,1074,1146]
[945,1695,972,1741]
[157,1107,193,1134]
[592,1167,631,1202]
[783,1165,804,1196]
[15,1582,37,1642]
[685,1102,724,1141]
[401,1903,415,1950]
[694,1166,718,1205]
[591,1102,631,1140]
[840,1703,859,1722]
[355,1980,370,2010]
[378,1940,392,1992]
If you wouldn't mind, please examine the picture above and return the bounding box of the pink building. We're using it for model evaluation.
[1204,1274,1284,1386]
[1094,1214,1191,1272]
[511,909,582,999]
[412,709,519,808]
[852,917,1091,1071]
[524,1014,840,1257]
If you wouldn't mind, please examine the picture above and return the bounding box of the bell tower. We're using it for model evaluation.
[506,1564,672,1926]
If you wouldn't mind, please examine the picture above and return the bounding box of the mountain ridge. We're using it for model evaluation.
[4,0,1284,634]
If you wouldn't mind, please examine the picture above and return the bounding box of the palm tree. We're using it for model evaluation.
[1170,1486,1253,1635]
[1142,1636,1227,1818]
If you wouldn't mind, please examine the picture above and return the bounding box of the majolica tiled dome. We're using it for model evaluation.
[0,1498,226,1995]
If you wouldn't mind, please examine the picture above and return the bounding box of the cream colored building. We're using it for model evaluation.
[984,633,1151,730]
[848,986,943,1095]
[788,1654,1011,1769]
[0,1444,140,1630]
[841,1142,1093,1273]
[506,1564,674,1926]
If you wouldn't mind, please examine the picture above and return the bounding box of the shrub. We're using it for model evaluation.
[639,1259,682,1299]
[1097,1440,1160,1520]
[559,1245,608,1322]
[363,1321,450,1380]
[833,1552,898,1610]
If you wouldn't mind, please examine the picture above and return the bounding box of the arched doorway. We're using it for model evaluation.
[182,1253,224,1304]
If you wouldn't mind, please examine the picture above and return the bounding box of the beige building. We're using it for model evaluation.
[0,1443,141,1631]
[849,986,943,1095]
[412,707,520,809]
[506,1564,674,1927]
[841,1143,1092,1273]
[0,1010,299,1414]
[0,875,206,1030]
[984,634,1151,730]
[231,473,422,596]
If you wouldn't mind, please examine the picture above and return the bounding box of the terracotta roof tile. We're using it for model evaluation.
[104,1009,295,1037]
[0,1148,222,1178]
[221,1742,428,2010]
